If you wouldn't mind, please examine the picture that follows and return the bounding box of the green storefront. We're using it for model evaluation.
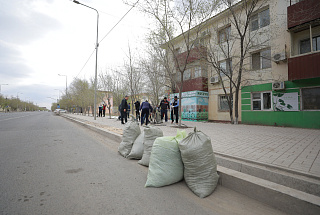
[241,78,320,129]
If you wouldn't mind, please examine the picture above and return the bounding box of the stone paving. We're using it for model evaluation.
[64,113,320,178]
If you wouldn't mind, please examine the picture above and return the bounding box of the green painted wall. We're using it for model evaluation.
[241,78,320,129]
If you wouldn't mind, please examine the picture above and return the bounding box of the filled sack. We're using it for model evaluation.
[126,131,144,159]
[145,130,186,187]
[138,126,163,166]
[118,121,141,157]
[178,127,219,198]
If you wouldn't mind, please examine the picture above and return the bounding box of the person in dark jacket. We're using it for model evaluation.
[134,100,140,121]
[127,103,131,118]
[171,96,179,124]
[159,97,170,122]
[120,95,129,124]
[140,100,153,126]
[118,103,122,120]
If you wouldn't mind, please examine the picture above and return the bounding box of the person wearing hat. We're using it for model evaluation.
[140,100,153,126]
[159,97,170,123]
[120,95,129,124]
[171,96,179,124]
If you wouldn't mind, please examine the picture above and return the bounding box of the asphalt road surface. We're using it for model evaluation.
[0,112,287,215]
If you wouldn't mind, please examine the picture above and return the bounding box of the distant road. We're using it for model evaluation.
[0,112,286,215]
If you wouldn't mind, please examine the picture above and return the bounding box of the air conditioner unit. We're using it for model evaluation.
[273,52,286,63]
[210,76,219,84]
[272,81,285,90]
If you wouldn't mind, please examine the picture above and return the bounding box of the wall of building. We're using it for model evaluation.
[241,78,320,129]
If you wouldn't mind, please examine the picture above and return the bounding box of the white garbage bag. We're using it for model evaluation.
[126,131,144,160]
[138,126,163,167]
[118,121,141,157]
[179,127,219,198]
[145,130,186,187]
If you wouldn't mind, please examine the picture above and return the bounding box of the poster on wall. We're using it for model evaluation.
[273,92,299,111]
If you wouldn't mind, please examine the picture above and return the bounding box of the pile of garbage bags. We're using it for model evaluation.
[118,122,219,198]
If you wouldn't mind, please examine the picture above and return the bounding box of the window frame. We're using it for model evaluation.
[219,94,233,111]
[251,48,271,70]
[250,8,270,32]
[218,58,232,77]
[218,25,231,44]
[251,91,272,111]
[183,68,191,80]
[194,66,202,78]
[301,87,320,111]
[299,35,320,55]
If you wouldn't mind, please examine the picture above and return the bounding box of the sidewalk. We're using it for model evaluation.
[64,113,320,179]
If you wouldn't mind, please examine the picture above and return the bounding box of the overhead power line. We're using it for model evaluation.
[75,0,140,78]
[99,0,140,44]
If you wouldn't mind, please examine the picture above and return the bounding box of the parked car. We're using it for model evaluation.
[54,109,67,114]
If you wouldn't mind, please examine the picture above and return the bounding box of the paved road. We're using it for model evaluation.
[0,112,287,215]
[66,113,320,178]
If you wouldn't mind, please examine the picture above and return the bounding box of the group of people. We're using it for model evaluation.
[119,95,179,126]
[98,104,106,117]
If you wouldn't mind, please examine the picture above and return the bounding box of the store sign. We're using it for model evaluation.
[170,90,209,98]
[273,92,299,111]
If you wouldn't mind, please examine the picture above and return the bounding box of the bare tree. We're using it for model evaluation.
[123,43,144,116]
[99,68,128,118]
[127,0,219,126]
[206,0,269,124]
[140,52,166,107]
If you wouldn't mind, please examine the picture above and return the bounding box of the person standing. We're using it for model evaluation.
[140,100,153,126]
[98,104,103,117]
[127,103,131,118]
[120,95,129,124]
[102,103,106,117]
[134,100,140,121]
[171,96,179,124]
[159,97,170,122]
[118,103,122,121]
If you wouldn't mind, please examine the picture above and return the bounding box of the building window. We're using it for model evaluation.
[194,38,205,47]
[194,66,202,78]
[302,87,320,110]
[250,8,270,31]
[218,25,231,44]
[251,48,271,70]
[175,72,181,82]
[300,35,320,54]
[219,95,232,111]
[252,92,272,110]
[183,68,191,80]
[219,59,232,76]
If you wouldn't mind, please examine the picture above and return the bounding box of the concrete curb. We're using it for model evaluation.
[215,156,320,197]
[61,114,320,215]
[61,114,122,143]
[218,166,320,215]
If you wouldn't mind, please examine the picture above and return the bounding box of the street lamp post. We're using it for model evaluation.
[73,0,99,120]
[54,89,61,102]
[58,74,68,95]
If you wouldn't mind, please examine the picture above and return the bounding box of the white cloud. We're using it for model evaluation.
[0,0,151,109]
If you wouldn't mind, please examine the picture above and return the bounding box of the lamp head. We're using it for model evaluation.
[73,0,80,4]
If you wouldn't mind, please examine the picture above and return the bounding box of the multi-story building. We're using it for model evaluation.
[165,0,320,128]
[241,0,320,129]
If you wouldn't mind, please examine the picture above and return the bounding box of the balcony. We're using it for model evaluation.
[176,77,208,93]
[288,52,320,81]
[287,0,320,30]
[176,46,207,68]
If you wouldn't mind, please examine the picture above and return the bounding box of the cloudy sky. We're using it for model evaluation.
[0,0,150,109]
